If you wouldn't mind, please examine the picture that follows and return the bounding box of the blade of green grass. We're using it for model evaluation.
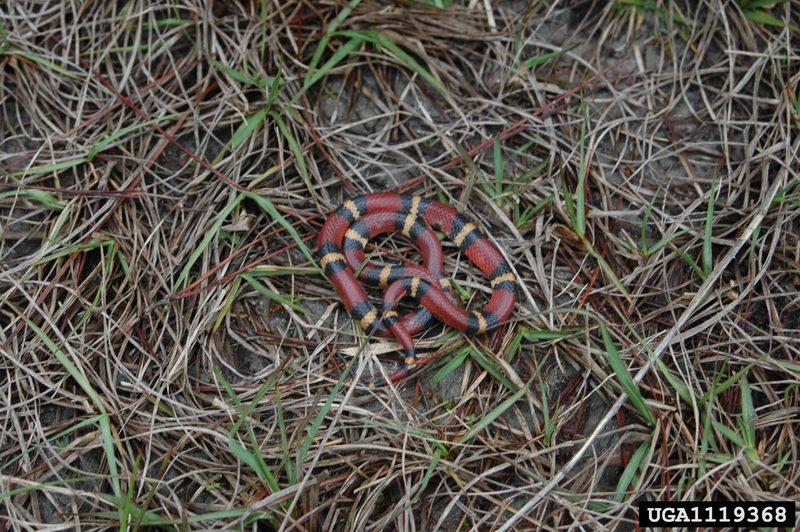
[337,30,448,97]
[213,107,270,163]
[306,0,362,78]
[599,323,656,425]
[739,376,758,462]
[613,441,651,502]
[11,157,85,177]
[522,328,580,342]
[244,192,317,267]
[493,136,505,197]
[373,32,448,97]
[96,503,267,527]
[208,57,272,88]
[702,179,717,276]
[575,106,588,238]
[457,380,530,443]
[701,364,752,402]
[0,18,7,51]
[640,192,656,254]
[242,273,311,316]
[214,368,281,492]
[296,353,360,471]
[294,35,363,103]
[1,47,77,78]
[561,177,576,231]
[22,316,120,497]
[411,447,444,503]
[214,274,243,331]
[228,436,280,492]
[503,327,526,362]
[468,346,519,392]
[175,194,245,288]
[271,112,313,197]
[712,420,745,448]
[653,357,692,405]
[119,456,139,531]
[2,414,105,471]
[643,229,689,258]
[744,8,799,32]
[431,346,471,384]
[580,234,632,304]
[523,46,574,70]
[274,387,296,484]
[0,188,63,210]
[88,115,176,161]
[215,74,282,164]
[38,237,111,263]
[538,375,554,444]
[673,246,706,281]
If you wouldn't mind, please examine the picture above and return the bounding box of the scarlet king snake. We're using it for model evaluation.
[318,193,517,387]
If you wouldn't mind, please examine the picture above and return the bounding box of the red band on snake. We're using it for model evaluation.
[318,193,517,387]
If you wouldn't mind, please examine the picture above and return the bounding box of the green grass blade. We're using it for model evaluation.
[0,188,64,210]
[272,112,312,194]
[701,364,752,402]
[22,317,120,497]
[493,136,504,197]
[644,229,689,257]
[613,441,651,502]
[209,57,270,88]
[218,73,281,166]
[96,502,266,527]
[306,0,362,77]
[431,346,471,384]
[11,157,85,177]
[739,376,757,460]
[457,380,530,443]
[712,420,745,448]
[88,115,176,161]
[241,273,310,315]
[295,35,363,103]
[0,18,7,51]
[175,194,244,288]
[743,9,788,28]
[581,235,632,303]
[468,347,518,392]
[640,192,657,254]
[214,368,281,491]
[674,247,706,281]
[575,107,588,237]
[213,107,270,164]
[274,387,296,484]
[653,357,692,405]
[523,46,574,69]
[214,274,243,331]
[2,415,104,470]
[703,179,717,276]
[373,32,448,97]
[244,192,317,267]
[119,456,139,531]
[561,177,576,231]
[538,375,554,444]
[1,47,77,78]
[522,328,579,342]
[599,324,656,425]
[411,447,444,503]
[296,354,359,470]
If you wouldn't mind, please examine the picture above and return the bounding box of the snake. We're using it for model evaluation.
[318,192,517,387]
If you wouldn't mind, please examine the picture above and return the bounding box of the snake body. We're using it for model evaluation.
[318,192,517,386]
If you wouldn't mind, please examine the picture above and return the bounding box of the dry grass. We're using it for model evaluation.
[1,0,799,530]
